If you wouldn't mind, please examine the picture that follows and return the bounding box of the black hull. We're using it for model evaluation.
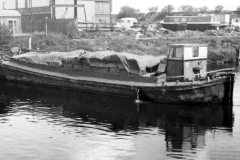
[0,61,235,104]
[161,23,219,31]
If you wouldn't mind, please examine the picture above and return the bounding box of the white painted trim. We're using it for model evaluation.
[184,57,207,60]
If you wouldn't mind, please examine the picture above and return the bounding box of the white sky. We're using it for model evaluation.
[0,0,239,14]
[112,0,240,13]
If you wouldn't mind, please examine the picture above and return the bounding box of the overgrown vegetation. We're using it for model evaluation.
[1,32,240,63]
[0,32,94,52]
[0,28,239,64]
[0,24,12,44]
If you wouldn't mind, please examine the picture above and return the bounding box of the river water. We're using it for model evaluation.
[0,64,240,160]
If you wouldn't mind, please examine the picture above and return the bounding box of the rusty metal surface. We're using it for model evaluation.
[141,80,228,104]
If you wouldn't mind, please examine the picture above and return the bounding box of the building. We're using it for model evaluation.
[4,0,112,23]
[0,10,21,32]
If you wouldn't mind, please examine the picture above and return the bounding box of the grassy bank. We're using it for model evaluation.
[1,32,239,64]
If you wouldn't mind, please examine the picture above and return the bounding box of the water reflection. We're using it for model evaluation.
[138,103,234,159]
[0,94,10,115]
[0,80,235,160]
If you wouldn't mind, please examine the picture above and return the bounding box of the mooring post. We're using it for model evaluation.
[135,89,140,103]
[230,74,235,105]
[29,36,32,50]
[45,17,48,36]
[12,20,15,37]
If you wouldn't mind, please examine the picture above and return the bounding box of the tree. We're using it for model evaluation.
[148,6,159,13]
[214,5,224,14]
[135,9,145,21]
[137,13,146,21]
[199,6,209,14]
[117,5,137,19]
[161,5,175,16]
[154,5,174,21]
[178,5,198,16]
[136,9,141,15]
[178,5,194,12]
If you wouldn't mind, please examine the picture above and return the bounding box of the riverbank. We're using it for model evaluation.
[0,31,239,64]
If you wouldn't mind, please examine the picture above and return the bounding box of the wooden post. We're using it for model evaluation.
[223,73,235,104]
[83,5,87,30]
[25,0,28,8]
[45,17,48,36]
[109,0,112,25]
[12,21,15,37]
[51,20,53,32]
[31,20,33,32]
[230,74,235,105]
[46,21,48,36]
[15,0,18,9]
[74,0,78,18]
[29,36,32,50]
[51,0,55,19]
[3,1,5,10]
[62,20,64,33]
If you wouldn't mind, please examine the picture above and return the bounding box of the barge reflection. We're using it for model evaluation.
[0,80,234,159]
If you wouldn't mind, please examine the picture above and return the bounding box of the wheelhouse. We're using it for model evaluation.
[166,44,208,81]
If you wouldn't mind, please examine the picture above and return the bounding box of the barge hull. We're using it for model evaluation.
[161,23,219,31]
[0,61,235,104]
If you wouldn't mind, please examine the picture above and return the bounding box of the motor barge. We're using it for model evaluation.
[0,44,235,104]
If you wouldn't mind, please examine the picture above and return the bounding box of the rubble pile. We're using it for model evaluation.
[133,25,240,39]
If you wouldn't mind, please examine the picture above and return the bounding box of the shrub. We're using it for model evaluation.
[0,24,11,43]
[65,21,80,39]
[2,30,240,64]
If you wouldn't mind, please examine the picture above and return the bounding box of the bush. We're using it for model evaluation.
[0,24,11,43]
[6,33,94,52]
[65,21,80,39]
[2,30,240,64]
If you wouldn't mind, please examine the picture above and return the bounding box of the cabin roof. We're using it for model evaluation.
[165,16,212,18]
[169,44,208,47]
[0,10,21,17]
[121,17,137,20]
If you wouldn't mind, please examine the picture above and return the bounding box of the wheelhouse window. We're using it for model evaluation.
[169,47,174,57]
[99,19,107,23]
[169,47,183,58]
[193,47,199,57]
[181,18,186,22]
[174,18,179,23]
[165,17,170,22]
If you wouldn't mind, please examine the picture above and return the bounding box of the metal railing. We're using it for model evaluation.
[156,68,235,81]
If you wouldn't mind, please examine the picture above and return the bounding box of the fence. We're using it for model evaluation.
[78,22,114,32]
[21,19,77,34]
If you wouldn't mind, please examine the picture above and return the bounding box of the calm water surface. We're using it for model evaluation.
[0,64,240,160]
